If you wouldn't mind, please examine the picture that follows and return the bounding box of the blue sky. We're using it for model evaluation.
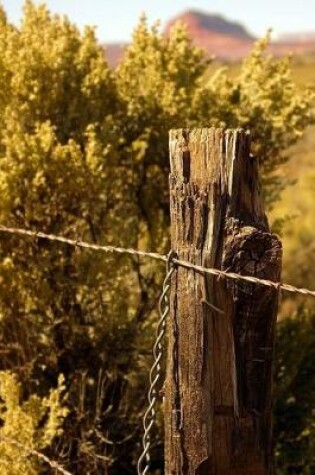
[1,0,314,43]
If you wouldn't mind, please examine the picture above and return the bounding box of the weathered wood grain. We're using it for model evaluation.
[165,128,282,475]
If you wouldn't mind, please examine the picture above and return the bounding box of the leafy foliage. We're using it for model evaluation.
[0,2,313,473]
[274,310,315,474]
[0,372,67,475]
[205,33,314,206]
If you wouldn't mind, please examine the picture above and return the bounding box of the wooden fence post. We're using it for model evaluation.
[165,128,282,475]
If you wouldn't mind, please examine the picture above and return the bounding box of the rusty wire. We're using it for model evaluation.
[0,224,314,472]
[0,225,314,298]
[137,251,176,475]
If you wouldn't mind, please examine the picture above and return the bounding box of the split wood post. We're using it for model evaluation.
[165,128,282,475]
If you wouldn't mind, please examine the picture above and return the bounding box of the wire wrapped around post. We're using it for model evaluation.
[137,250,176,475]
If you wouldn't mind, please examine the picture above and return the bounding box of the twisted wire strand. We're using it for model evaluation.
[0,225,315,298]
[137,252,176,475]
[0,225,165,263]
[172,258,315,297]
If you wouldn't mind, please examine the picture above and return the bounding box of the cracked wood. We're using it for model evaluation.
[165,128,282,475]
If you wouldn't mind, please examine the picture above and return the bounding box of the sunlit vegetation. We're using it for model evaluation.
[0,1,313,473]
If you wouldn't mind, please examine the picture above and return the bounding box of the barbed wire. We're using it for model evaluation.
[0,435,72,475]
[0,223,314,473]
[0,225,314,298]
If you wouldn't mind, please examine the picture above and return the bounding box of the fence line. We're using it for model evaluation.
[0,225,315,298]
[0,224,314,475]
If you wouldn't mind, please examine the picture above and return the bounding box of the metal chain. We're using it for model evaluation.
[137,251,176,475]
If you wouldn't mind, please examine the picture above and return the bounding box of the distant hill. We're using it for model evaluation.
[278,32,315,43]
[104,43,127,68]
[164,10,254,60]
[104,10,315,67]
[165,9,254,40]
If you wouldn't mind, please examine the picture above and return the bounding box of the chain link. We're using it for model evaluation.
[137,251,176,475]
